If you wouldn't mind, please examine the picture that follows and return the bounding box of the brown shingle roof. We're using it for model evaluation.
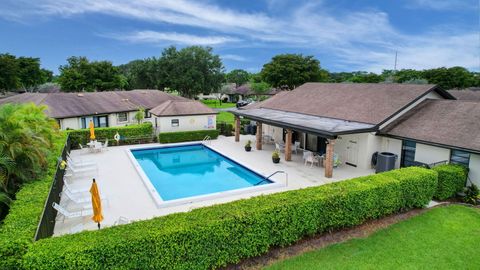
[0,90,194,118]
[380,99,480,153]
[448,90,480,101]
[244,83,447,125]
[150,100,216,116]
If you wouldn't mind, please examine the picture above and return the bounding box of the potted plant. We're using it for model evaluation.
[272,150,280,163]
[244,140,252,152]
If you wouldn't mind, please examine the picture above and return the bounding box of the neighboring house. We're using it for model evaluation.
[0,90,217,133]
[448,89,480,101]
[231,83,479,186]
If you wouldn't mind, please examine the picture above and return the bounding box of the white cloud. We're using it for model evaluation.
[221,54,249,62]
[1,0,478,71]
[105,31,240,46]
[406,0,476,11]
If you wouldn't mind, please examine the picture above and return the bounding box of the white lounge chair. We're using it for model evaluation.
[114,216,130,226]
[63,181,90,194]
[65,162,98,177]
[61,188,108,207]
[52,202,92,222]
[67,154,96,167]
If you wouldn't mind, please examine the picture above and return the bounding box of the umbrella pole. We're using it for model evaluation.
[98,222,101,229]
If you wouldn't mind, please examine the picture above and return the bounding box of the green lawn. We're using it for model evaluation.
[217,111,235,124]
[267,205,480,270]
[202,100,236,109]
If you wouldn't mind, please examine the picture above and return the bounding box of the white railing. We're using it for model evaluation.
[255,170,288,187]
[202,135,212,146]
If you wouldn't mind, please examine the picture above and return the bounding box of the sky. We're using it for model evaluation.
[0,0,479,74]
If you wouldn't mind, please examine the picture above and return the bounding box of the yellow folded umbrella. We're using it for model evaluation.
[89,120,95,140]
[90,178,103,229]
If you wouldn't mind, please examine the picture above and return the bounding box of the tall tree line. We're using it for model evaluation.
[0,53,52,92]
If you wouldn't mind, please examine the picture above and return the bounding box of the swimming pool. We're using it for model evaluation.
[129,144,278,207]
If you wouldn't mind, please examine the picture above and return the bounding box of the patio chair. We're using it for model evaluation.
[101,139,109,152]
[304,151,319,167]
[114,216,131,226]
[275,143,285,152]
[62,188,108,206]
[292,141,300,154]
[52,202,93,222]
[64,163,98,178]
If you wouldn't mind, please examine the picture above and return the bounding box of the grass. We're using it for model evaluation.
[217,111,235,125]
[267,205,480,270]
[202,100,236,109]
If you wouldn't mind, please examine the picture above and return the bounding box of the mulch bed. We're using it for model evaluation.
[223,202,462,270]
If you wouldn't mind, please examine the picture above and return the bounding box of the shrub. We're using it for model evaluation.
[217,122,233,136]
[432,164,468,200]
[67,123,153,148]
[463,184,479,205]
[158,130,219,143]
[0,134,66,269]
[22,167,436,270]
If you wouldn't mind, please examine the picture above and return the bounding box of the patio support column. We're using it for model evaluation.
[325,139,335,178]
[235,115,240,142]
[285,129,292,161]
[256,122,262,150]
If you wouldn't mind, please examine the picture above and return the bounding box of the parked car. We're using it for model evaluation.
[236,99,254,108]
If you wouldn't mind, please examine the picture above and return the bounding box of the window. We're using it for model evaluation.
[450,150,470,167]
[144,109,151,119]
[401,140,416,167]
[171,119,179,127]
[81,116,109,128]
[117,112,128,122]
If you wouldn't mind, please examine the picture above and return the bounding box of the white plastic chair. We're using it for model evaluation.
[65,162,97,178]
[304,151,319,167]
[114,216,130,226]
[52,202,93,223]
[67,154,96,167]
[63,181,90,194]
[292,141,300,154]
[275,143,285,153]
[102,139,109,152]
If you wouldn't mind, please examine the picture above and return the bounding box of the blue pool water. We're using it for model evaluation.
[131,144,271,201]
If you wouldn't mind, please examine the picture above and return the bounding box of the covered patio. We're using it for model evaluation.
[231,108,376,178]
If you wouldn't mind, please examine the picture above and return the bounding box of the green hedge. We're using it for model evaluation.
[0,134,66,269]
[217,122,233,136]
[432,164,468,200]
[67,123,153,148]
[158,130,219,143]
[22,167,437,269]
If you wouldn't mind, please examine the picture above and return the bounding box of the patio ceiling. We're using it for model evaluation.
[230,108,376,138]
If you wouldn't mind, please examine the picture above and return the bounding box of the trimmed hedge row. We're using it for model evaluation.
[432,164,468,200]
[0,134,67,269]
[158,129,219,143]
[67,123,153,149]
[22,167,437,269]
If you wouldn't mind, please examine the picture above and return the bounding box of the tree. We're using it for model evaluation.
[134,108,145,124]
[58,56,126,92]
[160,46,224,98]
[0,103,59,218]
[119,58,163,90]
[261,54,321,89]
[17,57,44,90]
[0,54,20,92]
[226,69,250,87]
[423,67,476,90]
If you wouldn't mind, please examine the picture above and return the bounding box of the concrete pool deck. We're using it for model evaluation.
[54,135,374,236]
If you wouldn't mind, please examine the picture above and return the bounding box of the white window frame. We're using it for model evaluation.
[171,119,179,127]
[117,112,128,123]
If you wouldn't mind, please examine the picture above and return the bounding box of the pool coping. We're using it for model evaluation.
[125,142,285,208]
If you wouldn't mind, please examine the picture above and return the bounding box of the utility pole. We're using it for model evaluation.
[394,51,398,73]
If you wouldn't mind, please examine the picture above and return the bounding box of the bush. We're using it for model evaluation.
[432,164,468,200]
[158,130,219,143]
[0,134,66,269]
[67,123,153,148]
[217,122,233,136]
[22,167,436,269]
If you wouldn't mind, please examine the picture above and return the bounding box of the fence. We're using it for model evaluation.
[33,135,72,241]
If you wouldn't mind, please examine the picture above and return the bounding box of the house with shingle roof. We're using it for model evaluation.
[231,83,479,186]
[0,90,217,133]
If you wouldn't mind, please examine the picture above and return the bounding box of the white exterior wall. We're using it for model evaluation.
[414,143,451,164]
[154,114,216,133]
[60,117,81,130]
[468,154,480,187]
[335,133,381,169]
[381,137,403,168]
[379,91,444,129]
